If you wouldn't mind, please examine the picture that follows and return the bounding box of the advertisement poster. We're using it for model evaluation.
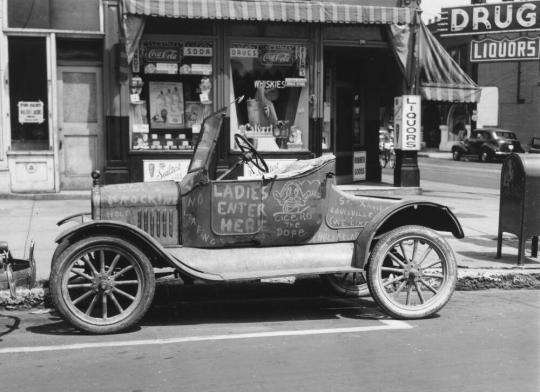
[185,101,210,128]
[353,151,366,182]
[18,101,44,124]
[149,82,185,129]
[143,159,190,182]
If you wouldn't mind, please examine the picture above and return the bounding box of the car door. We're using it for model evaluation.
[466,131,482,155]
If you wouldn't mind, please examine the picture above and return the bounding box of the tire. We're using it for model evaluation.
[367,225,457,319]
[50,236,156,334]
[321,272,370,297]
[480,149,492,163]
[452,149,462,161]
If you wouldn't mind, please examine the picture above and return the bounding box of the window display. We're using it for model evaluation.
[129,39,214,151]
[229,43,309,152]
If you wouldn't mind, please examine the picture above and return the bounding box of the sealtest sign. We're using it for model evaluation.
[394,95,421,151]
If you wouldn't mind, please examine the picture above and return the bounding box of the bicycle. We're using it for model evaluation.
[379,142,395,168]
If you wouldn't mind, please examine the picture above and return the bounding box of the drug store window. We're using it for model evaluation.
[130,38,215,152]
[8,36,49,151]
[229,42,309,152]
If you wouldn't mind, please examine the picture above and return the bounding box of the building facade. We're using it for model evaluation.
[0,0,476,193]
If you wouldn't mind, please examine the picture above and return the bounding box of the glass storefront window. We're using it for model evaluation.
[130,39,214,151]
[8,36,49,151]
[229,42,309,152]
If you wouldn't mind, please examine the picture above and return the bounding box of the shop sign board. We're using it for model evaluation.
[143,159,190,182]
[18,101,44,124]
[353,151,366,182]
[439,1,540,36]
[393,95,421,151]
[145,46,180,62]
[470,36,540,62]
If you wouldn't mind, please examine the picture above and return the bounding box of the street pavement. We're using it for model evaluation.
[0,163,539,292]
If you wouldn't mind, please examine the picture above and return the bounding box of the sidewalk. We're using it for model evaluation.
[0,178,539,292]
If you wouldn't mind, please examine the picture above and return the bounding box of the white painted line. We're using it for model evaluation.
[0,320,412,354]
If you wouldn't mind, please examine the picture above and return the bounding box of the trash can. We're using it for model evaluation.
[497,153,540,264]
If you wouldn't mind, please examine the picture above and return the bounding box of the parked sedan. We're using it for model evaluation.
[452,128,524,162]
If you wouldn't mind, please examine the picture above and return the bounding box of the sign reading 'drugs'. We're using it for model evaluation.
[438,1,540,36]
[471,36,540,62]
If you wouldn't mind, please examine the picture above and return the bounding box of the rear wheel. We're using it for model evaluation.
[321,272,370,297]
[367,225,457,319]
[50,236,155,334]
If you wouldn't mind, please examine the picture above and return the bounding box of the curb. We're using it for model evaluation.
[2,273,540,310]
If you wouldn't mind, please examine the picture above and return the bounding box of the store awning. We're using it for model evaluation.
[389,19,481,104]
[418,22,481,103]
[121,0,413,25]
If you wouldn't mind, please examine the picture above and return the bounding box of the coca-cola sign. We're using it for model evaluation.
[145,46,180,63]
[260,50,293,65]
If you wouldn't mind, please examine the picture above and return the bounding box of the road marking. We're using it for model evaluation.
[0,320,412,354]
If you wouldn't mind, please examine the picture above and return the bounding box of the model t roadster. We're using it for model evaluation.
[50,98,464,334]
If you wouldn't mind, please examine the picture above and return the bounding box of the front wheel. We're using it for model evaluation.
[367,225,457,319]
[452,149,462,161]
[321,272,370,297]
[50,236,156,334]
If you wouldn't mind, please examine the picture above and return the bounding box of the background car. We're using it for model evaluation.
[451,128,524,162]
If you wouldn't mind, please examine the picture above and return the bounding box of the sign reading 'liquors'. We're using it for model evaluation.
[439,1,540,36]
[394,95,421,151]
[470,36,540,62]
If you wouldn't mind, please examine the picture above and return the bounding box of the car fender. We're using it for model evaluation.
[53,220,215,280]
[354,201,464,269]
[452,144,467,152]
[481,143,496,152]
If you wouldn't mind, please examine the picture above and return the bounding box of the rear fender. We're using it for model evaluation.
[54,220,176,270]
[354,201,464,269]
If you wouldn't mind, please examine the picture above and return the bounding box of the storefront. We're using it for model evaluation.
[0,0,480,193]
[109,0,416,186]
[0,0,105,193]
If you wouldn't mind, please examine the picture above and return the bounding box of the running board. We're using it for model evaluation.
[166,243,360,282]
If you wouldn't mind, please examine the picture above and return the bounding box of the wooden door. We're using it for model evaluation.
[57,66,103,189]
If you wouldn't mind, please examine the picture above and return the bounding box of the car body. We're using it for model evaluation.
[49,99,464,334]
[451,128,524,162]
[527,137,540,154]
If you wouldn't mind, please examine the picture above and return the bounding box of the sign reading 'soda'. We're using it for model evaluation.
[439,1,540,36]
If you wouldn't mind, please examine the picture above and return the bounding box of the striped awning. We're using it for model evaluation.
[121,0,413,25]
[420,84,481,104]
[418,22,481,103]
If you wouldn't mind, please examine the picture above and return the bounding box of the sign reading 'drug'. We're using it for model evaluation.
[438,1,540,36]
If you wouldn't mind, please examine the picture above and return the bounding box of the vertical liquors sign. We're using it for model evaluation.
[393,95,421,151]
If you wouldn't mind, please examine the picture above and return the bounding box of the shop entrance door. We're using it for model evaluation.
[57,66,103,190]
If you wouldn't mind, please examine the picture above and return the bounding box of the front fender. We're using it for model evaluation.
[54,220,175,269]
[354,201,464,269]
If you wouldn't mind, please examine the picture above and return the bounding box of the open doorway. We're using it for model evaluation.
[323,46,401,184]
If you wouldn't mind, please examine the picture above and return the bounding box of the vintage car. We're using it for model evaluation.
[451,128,524,162]
[50,98,464,334]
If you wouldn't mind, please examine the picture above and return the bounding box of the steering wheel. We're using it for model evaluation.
[234,134,269,173]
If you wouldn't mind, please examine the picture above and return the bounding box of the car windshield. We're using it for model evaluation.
[494,131,516,139]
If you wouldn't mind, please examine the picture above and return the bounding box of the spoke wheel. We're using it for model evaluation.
[367,225,457,319]
[321,273,370,297]
[50,236,155,334]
